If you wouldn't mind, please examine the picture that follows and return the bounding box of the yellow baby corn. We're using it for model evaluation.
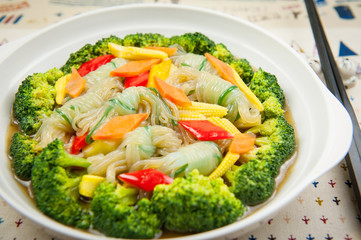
[55,74,71,105]
[178,110,207,120]
[147,59,172,88]
[177,101,228,118]
[208,117,241,135]
[232,67,264,111]
[79,175,105,198]
[208,151,240,180]
[108,43,168,60]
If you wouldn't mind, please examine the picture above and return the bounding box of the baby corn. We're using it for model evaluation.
[178,110,207,120]
[208,117,241,135]
[177,101,228,118]
[108,43,168,60]
[208,152,240,180]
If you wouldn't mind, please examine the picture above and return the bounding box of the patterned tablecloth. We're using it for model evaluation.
[0,0,361,239]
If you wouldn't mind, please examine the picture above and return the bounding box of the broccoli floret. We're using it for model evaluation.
[123,33,170,47]
[93,35,123,56]
[91,181,161,239]
[9,132,40,180]
[262,96,285,120]
[169,32,216,55]
[31,139,91,229]
[61,35,122,74]
[228,116,295,205]
[13,68,63,135]
[228,160,275,206]
[230,58,255,84]
[248,68,285,107]
[152,169,245,233]
[210,43,234,63]
[245,116,296,177]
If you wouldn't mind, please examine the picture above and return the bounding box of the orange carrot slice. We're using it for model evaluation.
[110,58,162,77]
[205,53,237,85]
[145,46,178,57]
[92,113,149,140]
[154,76,191,107]
[65,67,87,98]
[228,133,256,154]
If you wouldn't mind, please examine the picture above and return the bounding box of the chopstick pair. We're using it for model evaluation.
[304,0,361,213]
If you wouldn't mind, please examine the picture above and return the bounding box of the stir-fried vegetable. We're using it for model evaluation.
[179,120,233,141]
[65,67,87,98]
[110,58,162,77]
[118,168,174,191]
[77,54,115,77]
[9,32,296,239]
[154,76,191,106]
[92,113,149,140]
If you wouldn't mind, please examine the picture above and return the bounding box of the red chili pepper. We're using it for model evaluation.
[78,54,115,77]
[118,168,173,192]
[70,132,89,154]
[123,71,149,88]
[179,120,234,141]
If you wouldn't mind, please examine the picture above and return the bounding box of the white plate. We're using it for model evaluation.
[0,4,353,240]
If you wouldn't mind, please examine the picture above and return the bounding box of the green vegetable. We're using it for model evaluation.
[123,33,170,47]
[9,132,40,180]
[262,96,285,120]
[246,116,296,176]
[60,35,123,74]
[169,32,216,55]
[13,68,64,135]
[91,181,161,239]
[230,58,255,84]
[210,43,234,63]
[249,68,285,107]
[227,160,275,206]
[31,139,91,229]
[227,116,296,205]
[151,169,246,233]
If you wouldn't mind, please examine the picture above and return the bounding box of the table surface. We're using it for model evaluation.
[1,0,361,239]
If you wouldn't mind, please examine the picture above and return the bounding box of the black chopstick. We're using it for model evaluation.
[304,0,361,213]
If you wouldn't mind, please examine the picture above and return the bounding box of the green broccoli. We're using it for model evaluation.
[91,181,161,239]
[92,35,123,56]
[248,68,285,107]
[13,68,64,135]
[60,35,122,74]
[245,116,296,176]
[123,33,170,47]
[262,96,285,120]
[31,139,91,229]
[230,58,255,84]
[227,160,275,206]
[210,43,234,63]
[151,169,246,233]
[169,32,216,55]
[9,132,40,180]
[227,116,295,205]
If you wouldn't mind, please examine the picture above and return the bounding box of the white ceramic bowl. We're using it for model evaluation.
[0,4,353,240]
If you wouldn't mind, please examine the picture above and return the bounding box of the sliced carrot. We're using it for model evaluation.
[110,59,162,78]
[65,67,87,98]
[145,46,178,57]
[228,133,256,154]
[205,53,237,85]
[154,76,191,107]
[92,113,149,140]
